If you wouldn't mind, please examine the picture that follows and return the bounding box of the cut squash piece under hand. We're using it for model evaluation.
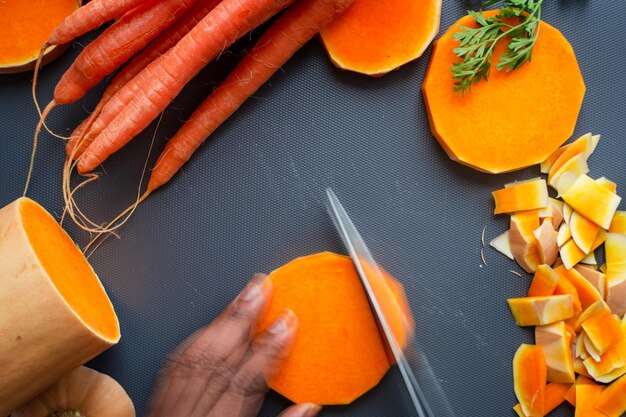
[320,0,441,76]
[11,366,135,417]
[257,252,413,405]
[0,198,120,416]
[422,11,585,173]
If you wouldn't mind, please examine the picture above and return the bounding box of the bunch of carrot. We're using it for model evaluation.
[29,0,353,231]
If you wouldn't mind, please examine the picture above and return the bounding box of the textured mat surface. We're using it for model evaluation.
[1,1,625,416]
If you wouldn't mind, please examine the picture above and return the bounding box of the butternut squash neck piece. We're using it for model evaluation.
[256,252,413,405]
[320,0,441,76]
[0,198,119,416]
[12,366,135,417]
[0,0,79,73]
[422,11,585,173]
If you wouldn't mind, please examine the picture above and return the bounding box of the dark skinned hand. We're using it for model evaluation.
[146,273,320,417]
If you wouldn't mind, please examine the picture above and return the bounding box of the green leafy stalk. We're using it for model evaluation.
[451,0,543,95]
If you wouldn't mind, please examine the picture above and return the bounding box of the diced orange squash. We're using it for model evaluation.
[554,266,583,315]
[584,331,603,362]
[534,220,558,266]
[321,0,442,76]
[609,211,626,235]
[563,204,573,224]
[514,382,570,417]
[575,301,611,331]
[584,339,626,382]
[574,380,606,417]
[490,230,514,260]
[557,223,572,247]
[576,332,589,360]
[561,175,622,229]
[548,133,596,183]
[549,153,589,196]
[564,375,595,406]
[573,266,605,299]
[513,344,547,417]
[596,373,626,417]
[508,295,574,326]
[574,357,592,378]
[529,265,560,297]
[561,267,604,311]
[541,144,571,174]
[510,212,542,273]
[597,177,618,193]
[569,211,601,255]
[536,321,575,383]
[548,199,565,230]
[580,252,597,265]
[560,230,607,270]
[493,179,549,214]
[605,233,626,316]
[583,313,625,356]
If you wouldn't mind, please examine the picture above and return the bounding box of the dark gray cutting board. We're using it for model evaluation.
[1,1,625,416]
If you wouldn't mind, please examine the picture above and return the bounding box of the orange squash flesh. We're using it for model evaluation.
[493,179,549,214]
[528,265,560,297]
[422,11,585,174]
[535,321,575,383]
[574,381,606,417]
[582,313,624,356]
[547,133,595,184]
[257,252,412,405]
[0,198,119,416]
[508,295,574,327]
[513,382,570,417]
[20,199,119,341]
[609,211,626,234]
[561,175,621,229]
[596,373,626,417]
[513,344,547,417]
[0,0,78,72]
[320,0,441,76]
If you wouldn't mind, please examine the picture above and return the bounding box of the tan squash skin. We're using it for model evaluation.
[0,198,120,415]
[12,366,135,417]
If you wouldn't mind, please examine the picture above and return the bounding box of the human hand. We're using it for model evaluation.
[147,273,319,417]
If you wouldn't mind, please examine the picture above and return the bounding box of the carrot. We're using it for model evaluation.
[146,0,353,193]
[66,0,222,159]
[49,0,153,45]
[76,0,296,174]
[54,0,199,106]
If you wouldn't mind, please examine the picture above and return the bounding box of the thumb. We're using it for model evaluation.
[277,403,322,417]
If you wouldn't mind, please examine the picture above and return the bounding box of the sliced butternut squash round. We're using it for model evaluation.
[319,0,442,76]
[12,366,135,417]
[422,11,585,173]
[0,198,119,415]
[257,252,412,405]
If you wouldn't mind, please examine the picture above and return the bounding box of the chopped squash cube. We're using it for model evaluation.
[561,267,604,311]
[609,211,626,235]
[597,176,618,193]
[493,179,549,214]
[549,153,589,196]
[569,211,601,255]
[574,381,606,417]
[584,339,626,382]
[561,175,621,229]
[508,295,574,326]
[560,230,607,270]
[534,220,558,266]
[583,313,625,355]
[557,223,572,247]
[513,344,547,417]
[528,265,559,297]
[596,373,626,417]
[536,321,575,383]
[510,212,542,273]
[575,301,611,331]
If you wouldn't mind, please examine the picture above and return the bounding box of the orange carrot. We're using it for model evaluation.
[66,0,222,159]
[49,0,153,45]
[54,0,198,106]
[146,0,353,192]
[77,0,295,174]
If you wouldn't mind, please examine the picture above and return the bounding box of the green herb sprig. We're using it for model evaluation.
[451,0,544,95]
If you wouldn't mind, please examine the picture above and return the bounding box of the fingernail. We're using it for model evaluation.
[268,309,297,335]
[303,404,322,417]
[240,278,264,302]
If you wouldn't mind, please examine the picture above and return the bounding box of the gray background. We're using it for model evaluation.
[1,1,624,416]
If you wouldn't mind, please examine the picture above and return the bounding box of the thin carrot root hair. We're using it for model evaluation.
[62,113,163,256]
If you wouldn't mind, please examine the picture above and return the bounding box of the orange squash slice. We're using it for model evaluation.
[528,265,559,297]
[257,252,413,405]
[493,179,549,214]
[319,0,442,76]
[536,321,575,383]
[0,198,119,416]
[508,295,574,327]
[422,11,585,173]
[11,366,135,417]
[574,381,606,417]
[596,373,626,417]
[561,175,621,229]
[513,382,570,417]
[609,211,626,234]
[513,344,547,417]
